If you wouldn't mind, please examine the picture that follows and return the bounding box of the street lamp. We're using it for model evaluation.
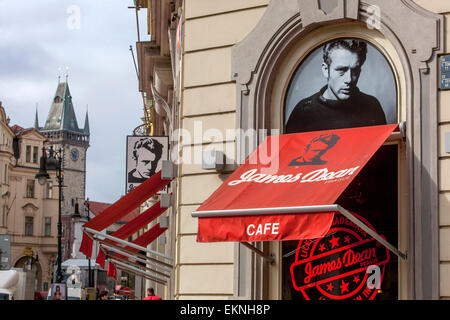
[72,198,93,288]
[84,198,92,288]
[35,146,64,284]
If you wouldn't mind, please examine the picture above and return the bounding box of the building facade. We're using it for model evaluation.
[130,0,450,300]
[0,103,14,236]
[0,101,59,293]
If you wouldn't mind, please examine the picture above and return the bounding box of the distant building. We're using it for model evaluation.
[0,77,92,296]
[36,80,90,262]
[0,102,14,235]
[0,101,58,293]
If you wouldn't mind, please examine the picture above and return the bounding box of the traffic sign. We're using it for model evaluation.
[0,235,11,270]
[440,55,450,90]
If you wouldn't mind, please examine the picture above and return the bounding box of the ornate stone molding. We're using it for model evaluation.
[22,203,39,216]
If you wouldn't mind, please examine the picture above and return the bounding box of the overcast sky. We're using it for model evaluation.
[0,0,149,203]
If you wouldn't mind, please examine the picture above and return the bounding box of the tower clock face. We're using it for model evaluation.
[70,148,79,161]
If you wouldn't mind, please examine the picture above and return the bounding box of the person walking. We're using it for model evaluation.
[99,290,109,300]
[142,287,162,300]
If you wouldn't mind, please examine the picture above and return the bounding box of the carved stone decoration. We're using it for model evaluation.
[231,0,444,300]
[301,0,360,27]
[22,203,39,216]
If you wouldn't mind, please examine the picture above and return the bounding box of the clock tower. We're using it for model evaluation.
[36,80,90,260]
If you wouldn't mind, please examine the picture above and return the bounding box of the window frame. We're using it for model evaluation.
[25,216,34,236]
[26,145,31,163]
[26,179,35,198]
[44,217,52,237]
[32,146,39,164]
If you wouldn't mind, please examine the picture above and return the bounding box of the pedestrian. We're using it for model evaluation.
[99,290,109,300]
[142,287,162,300]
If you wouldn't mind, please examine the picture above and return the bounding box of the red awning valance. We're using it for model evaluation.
[193,124,398,243]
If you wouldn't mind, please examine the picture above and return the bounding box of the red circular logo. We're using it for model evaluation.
[290,212,390,300]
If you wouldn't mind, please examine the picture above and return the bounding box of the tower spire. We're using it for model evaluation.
[34,103,39,129]
[43,80,79,132]
[84,105,90,135]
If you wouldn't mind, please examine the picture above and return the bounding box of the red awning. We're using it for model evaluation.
[105,223,168,280]
[79,164,175,282]
[79,170,172,258]
[193,124,398,243]
[95,201,168,269]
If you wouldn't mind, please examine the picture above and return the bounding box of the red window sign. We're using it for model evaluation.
[290,212,390,300]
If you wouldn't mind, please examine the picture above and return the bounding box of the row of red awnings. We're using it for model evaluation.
[80,124,406,283]
[79,170,174,282]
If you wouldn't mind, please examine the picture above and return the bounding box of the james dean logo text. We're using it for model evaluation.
[228,166,360,186]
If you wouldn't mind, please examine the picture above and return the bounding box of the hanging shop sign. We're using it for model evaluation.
[125,135,169,193]
[23,246,33,257]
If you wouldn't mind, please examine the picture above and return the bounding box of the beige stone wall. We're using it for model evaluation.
[176,0,268,299]
[0,109,13,234]
[414,0,450,300]
[439,90,450,299]
[57,145,87,215]
[413,0,450,14]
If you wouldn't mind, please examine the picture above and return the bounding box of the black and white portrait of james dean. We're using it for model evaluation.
[285,38,397,134]
[126,136,168,193]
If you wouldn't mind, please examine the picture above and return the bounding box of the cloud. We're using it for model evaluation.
[0,0,148,203]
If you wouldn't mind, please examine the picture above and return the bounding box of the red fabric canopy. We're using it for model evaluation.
[80,170,171,258]
[106,223,168,280]
[96,201,167,268]
[196,124,398,242]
